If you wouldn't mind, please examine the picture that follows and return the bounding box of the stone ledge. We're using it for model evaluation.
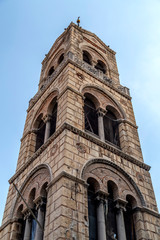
[0,217,18,232]
[134,207,160,218]
[28,52,131,112]
[9,123,151,184]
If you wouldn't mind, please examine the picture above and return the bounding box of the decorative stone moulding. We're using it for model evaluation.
[9,123,151,184]
[28,51,130,111]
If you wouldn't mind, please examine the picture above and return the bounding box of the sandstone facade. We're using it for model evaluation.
[0,22,159,240]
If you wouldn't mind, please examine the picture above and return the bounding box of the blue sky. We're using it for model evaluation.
[0,0,160,223]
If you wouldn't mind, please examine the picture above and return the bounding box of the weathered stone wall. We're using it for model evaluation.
[1,23,159,240]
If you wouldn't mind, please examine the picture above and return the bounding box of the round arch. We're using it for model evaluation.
[11,163,53,218]
[81,84,126,119]
[81,158,145,207]
[31,89,59,130]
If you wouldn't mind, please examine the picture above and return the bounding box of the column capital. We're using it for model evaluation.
[34,196,46,211]
[43,114,52,123]
[115,198,127,212]
[95,190,109,202]
[22,210,31,220]
[97,107,107,117]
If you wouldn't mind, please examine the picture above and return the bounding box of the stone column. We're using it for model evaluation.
[96,191,108,240]
[34,197,46,240]
[43,114,52,143]
[115,200,127,240]
[97,108,106,141]
[23,212,32,240]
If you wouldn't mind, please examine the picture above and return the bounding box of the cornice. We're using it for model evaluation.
[9,123,150,184]
[133,207,160,218]
[28,51,131,112]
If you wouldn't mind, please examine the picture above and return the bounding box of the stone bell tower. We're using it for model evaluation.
[0,22,160,240]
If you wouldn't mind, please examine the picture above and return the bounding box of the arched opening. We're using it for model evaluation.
[83,51,92,65]
[124,195,137,240]
[28,188,37,240]
[35,117,45,152]
[50,102,57,137]
[104,110,120,147]
[84,95,98,136]
[16,204,25,240]
[106,181,118,239]
[48,66,54,76]
[58,53,64,64]
[95,60,106,74]
[87,178,99,240]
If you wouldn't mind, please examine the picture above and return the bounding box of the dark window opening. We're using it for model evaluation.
[18,218,25,240]
[58,53,64,64]
[124,201,136,240]
[35,119,45,151]
[104,110,120,147]
[87,181,98,240]
[95,60,106,74]
[83,51,92,65]
[107,183,117,240]
[30,208,37,240]
[84,98,98,135]
[48,66,54,76]
[50,103,57,137]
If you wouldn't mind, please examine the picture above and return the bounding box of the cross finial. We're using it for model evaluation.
[77,17,80,27]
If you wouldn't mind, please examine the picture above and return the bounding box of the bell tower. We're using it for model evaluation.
[0,22,160,240]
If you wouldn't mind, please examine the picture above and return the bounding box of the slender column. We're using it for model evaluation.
[43,114,52,143]
[115,200,127,240]
[97,108,106,141]
[23,212,32,240]
[34,198,46,240]
[96,191,108,240]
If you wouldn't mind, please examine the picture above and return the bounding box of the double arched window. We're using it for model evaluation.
[35,98,57,152]
[82,50,107,75]
[15,184,47,240]
[13,166,50,240]
[84,95,120,147]
[87,178,137,240]
[47,52,64,76]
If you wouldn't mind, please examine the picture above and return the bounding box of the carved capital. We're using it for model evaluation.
[97,107,107,117]
[43,114,52,123]
[34,196,46,211]
[23,210,31,221]
[95,190,109,203]
[115,198,127,212]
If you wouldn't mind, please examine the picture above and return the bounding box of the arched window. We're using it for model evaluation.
[124,195,137,240]
[87,178,98,240]
[103,110,120,147]
[48,66,54,76]
[50,102,57,137]
[58,53,64,64]
[16,205,25,240]
[84,97,98,135]
[95,60,106,74]
[106,181,118,239]
[83,51,92,65]
[28,188,37,240]
[35,118,45,152]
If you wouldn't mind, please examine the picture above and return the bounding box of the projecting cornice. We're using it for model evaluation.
[9,123,150,184]
[28,51,131,112]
